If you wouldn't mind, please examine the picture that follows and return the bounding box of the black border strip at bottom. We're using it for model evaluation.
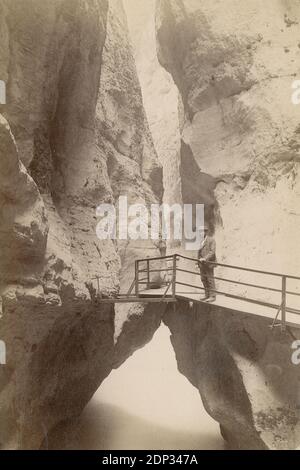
[0,450,297,467]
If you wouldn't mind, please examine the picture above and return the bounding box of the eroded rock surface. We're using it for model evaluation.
[156,0,300,271]
[0,0,162,449]
[164,301,300,449]
[124,0,182,210]
[156,0,300,449]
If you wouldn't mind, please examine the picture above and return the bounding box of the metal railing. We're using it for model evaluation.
[133,254,300,331]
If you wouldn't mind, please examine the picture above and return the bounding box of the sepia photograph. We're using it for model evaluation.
[0,0,300,457]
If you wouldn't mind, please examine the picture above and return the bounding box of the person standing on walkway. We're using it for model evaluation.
[197,224,217,302]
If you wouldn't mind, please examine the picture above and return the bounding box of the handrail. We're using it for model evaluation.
[138,268,174,274]
[177,267,283,294]
[176,281,285,311]
[136,252,300,280]
[176,253,300,281]
[137,254,174,263]
[135,255,300,293]
[96,251,299,334]
[176,264,300,297]
[132,253,300,332]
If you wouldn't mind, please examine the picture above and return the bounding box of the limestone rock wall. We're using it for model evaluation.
[0,0,162,449]
[164,301,300,449]
[123,0,182,212]
[156,0,300,276]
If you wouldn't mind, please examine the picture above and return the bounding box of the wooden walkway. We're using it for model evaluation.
[96,254,300,331]
[139,288,300,329]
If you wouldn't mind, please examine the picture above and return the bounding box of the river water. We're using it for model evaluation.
[68,324,223,450]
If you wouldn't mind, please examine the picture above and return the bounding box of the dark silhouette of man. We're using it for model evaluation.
[197,225,216,302]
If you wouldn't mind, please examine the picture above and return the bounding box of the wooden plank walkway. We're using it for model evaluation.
[139,287,300,329]
[96,253,300,330]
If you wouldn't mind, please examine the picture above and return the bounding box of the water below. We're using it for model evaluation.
[65,325,224,450]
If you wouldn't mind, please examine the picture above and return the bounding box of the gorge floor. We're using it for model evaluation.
[52,325,224,450]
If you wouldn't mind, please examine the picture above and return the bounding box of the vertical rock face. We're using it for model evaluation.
[164,301,300,449]
[156,0,300,269]
[0,0,162,449]
[155,0,300,449]
[96,0,163,356]
[98,0,162,200]
[0,115,48,283]
[123,0,182,216]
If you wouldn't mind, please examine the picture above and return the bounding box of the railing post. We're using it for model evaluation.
[281,275,286,332]
[172,255,177,298]
[146,258,150,289]
[135,260,139,297]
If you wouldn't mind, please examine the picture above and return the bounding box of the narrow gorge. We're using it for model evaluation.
[0,0,300,450]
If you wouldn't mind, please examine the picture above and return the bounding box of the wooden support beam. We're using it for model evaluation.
[135,260,139,297]
[281,276,287,332]
[172,255,177,298]
[146,259,150,289]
